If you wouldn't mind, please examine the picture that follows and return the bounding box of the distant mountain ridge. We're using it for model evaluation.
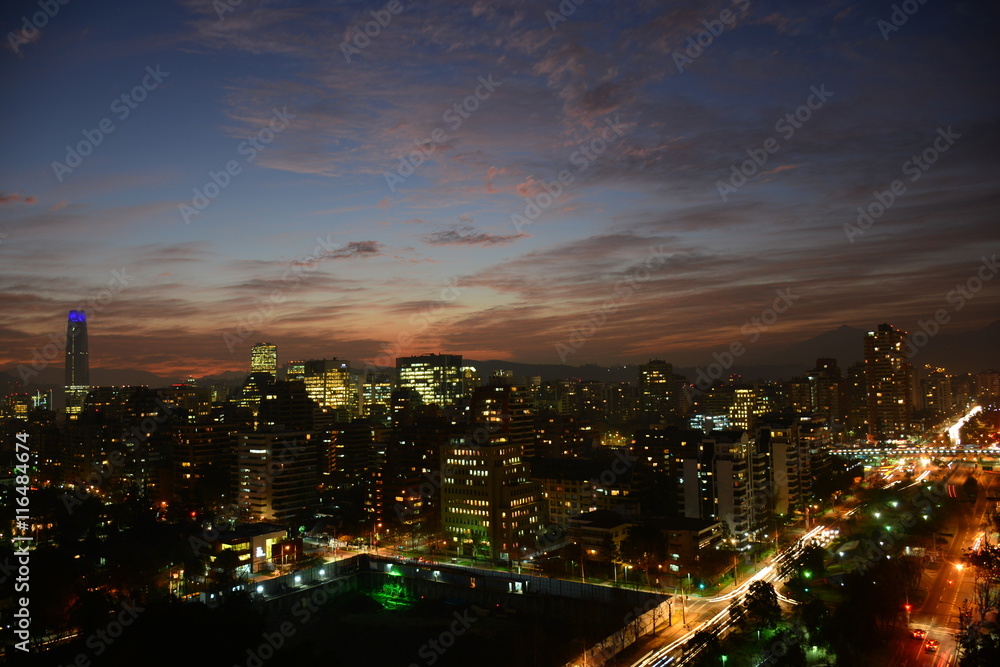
[3,321,996,390]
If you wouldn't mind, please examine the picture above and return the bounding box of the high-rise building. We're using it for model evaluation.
[173,421,237,504]
[676,431,767,550]
[920,366,953,419]
[864,323,913,442]
[806,358,844,425]
[441,434,545,561]
[64,310,90,419]
[302,359,355,417]
[251,343,278,376]
[237,431,319,523]
[845,361,868,436]
[469,382,535,457]
[638,359,675,421]
[286,360,306,380]
[728,386,771,432]
[974,370,1000,401]
[360,370,394,421]
[396,354,464,407]
[329,419,388,524]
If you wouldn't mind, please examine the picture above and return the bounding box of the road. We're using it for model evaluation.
[625,524,834,667]
[889,466,998,667]
[627,405,996,667]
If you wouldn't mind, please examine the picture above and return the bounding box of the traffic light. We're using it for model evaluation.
[904,604,912,612]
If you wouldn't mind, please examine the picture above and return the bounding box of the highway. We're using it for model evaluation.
[888,466,998,667]
[626,524,831,667]
[626,405,996,667]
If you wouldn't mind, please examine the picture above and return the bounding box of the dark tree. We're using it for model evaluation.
[728,596,749,633]
[745,581,782,630]
[620,522,667,585]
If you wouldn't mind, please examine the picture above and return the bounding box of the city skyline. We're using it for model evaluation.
[2,0,998,378]
[5,312,1000,392]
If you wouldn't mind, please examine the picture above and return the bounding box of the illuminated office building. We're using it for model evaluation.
[303,359,355,416]
[396,354,464,407]
[286,360,306,380]
[360,371,394,421]
[441,435,544,562]
[251,343,278,377]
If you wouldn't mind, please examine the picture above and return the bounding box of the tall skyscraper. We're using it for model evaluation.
[64,310,90,418]
[864,323,913,442]
[396,354,464,407]
[251,343,278,376]
[638,359,675,420]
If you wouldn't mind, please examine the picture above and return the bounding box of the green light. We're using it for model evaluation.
[804,571,812,579]
[699,582,705,589]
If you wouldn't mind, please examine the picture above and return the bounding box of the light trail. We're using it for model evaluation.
[631,524,830,666]
[948,405,981,446]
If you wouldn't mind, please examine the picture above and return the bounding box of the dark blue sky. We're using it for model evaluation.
[1,0,998,377]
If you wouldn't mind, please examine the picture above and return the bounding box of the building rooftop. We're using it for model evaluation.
[216,522,288,542]
[569,510,628,530]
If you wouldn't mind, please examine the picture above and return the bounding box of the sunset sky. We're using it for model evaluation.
[1,0,998,379]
